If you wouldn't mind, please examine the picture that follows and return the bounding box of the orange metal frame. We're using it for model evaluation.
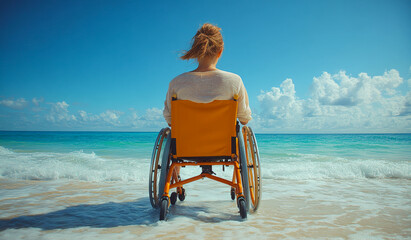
[163,97,244,203]
[162,160,245,200]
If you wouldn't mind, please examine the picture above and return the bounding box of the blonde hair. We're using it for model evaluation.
[181,23,224,60]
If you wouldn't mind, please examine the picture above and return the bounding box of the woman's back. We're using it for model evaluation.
[163,69,251,124]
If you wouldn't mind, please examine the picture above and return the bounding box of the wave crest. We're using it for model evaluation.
[262,156,410,180]
[0,146,409,182]
[0,146,150,182]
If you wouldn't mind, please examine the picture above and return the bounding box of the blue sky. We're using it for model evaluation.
[1,0,410,132]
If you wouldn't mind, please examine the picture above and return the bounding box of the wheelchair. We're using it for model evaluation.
[149,94,261,220]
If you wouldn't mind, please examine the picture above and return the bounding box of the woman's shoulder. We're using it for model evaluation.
[169,72,192,85]
[169,69,243,85]
[215,70,244,89]
[214,69,242,80]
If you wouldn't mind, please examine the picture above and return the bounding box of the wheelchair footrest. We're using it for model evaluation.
[201,165,216,175]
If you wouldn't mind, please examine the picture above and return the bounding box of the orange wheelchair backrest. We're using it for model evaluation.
[171,98,238,158]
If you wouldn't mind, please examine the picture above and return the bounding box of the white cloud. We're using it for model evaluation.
[77,107,165,129]
[31,97,45,112]
[67,107,164,129]
[258,79,302,118]
[46,101,77,123]
[78,110,88,120]
[0,98,28,109]
[78,110,100,122]
[256,69,410,133]
[399,79,411,116]
[76,107,166,129]
[32,97,44,106]
[145,108,163,121]
[130,107,165,129]
[4,68,408,133]
[310,70,402,107]
[46,103,124,127]
[100,110,122,125]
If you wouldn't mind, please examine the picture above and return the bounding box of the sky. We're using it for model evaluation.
[0,0,410,133]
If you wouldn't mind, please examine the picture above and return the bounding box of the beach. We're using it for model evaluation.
[0,132,410,239]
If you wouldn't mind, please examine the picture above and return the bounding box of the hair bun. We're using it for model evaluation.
[198,23,221,36]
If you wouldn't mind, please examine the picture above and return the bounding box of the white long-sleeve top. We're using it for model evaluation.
[163,69,252,125]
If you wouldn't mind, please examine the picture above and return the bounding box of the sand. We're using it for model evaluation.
[0,178,410,239]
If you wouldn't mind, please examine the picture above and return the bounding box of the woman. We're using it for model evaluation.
[163,23,252,125]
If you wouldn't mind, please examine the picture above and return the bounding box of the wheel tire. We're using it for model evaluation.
[239,198,247,219]
[230,187,235,200]
[158,133,171,205]
[159,198,168,221]
[149,128,168,209]
[238,129,250,211]
[178,188,185,201]
[170,192,177,205]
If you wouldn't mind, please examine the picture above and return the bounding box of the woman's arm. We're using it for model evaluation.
[163,84,172,125]
[237,79,252,125]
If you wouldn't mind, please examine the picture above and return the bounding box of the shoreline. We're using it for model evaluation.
[1,178,410,239]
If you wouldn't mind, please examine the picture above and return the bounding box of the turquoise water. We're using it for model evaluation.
[1,131,410,239]
[0,131,410,181]
[0,131,155,157]
[259,133,411,160]
[1,131,410,159]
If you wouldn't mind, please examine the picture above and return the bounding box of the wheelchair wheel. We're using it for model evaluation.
[238,129,251,211]
[230,187,235,200]
[158,131,172,204]
[242,126,262,212]
[178,188,185,201]
[238,197,247,219]
[149,128,171,208]
[170,192,178,205]
[159,198,168,221]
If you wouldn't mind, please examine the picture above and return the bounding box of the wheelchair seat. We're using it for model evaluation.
[149,95,261,221]
[171,98,238,159]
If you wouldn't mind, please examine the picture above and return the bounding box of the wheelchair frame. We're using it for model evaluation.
[149,102,261,221]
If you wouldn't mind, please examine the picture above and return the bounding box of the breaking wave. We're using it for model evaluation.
[0,146,410,182]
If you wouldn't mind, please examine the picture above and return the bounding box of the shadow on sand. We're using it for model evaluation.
[0,198,241,230]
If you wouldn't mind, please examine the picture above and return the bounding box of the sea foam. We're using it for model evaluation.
[0,146,410,182]
[262,156,410,180]
[0,146,150,182]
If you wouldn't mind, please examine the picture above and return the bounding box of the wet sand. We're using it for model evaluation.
[0,179,410,239]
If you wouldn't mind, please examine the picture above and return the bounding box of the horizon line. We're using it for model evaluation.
[0,130,410,135]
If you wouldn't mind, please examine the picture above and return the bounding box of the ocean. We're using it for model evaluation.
[0,131,410,239]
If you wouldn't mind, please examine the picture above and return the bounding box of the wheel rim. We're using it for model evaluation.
[149,128,170,208]
[242,126,261,212]
[249,127,261,211]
